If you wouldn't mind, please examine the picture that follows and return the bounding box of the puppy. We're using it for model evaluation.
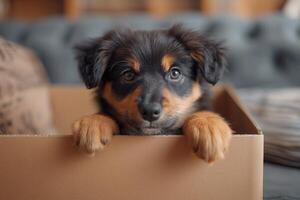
[72,24,232,163]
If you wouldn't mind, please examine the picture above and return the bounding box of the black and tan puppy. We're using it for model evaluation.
[72,24,232,163]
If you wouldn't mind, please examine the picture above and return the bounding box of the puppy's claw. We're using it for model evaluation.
[100,138,109,146]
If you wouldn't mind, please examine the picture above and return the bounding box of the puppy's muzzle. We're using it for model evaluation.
[137,78,163,122]
[137,94,162,122]
[138,102,162,122]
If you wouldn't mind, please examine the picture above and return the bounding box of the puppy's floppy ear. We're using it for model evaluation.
[168,24,226,85]
[74,31,118,89]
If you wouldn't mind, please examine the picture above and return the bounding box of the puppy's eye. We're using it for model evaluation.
[168,68,182,81]
[121,70,136,82]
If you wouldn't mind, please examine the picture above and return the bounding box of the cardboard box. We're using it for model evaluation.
[0,86,263,200]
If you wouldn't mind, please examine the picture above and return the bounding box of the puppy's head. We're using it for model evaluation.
[75,24,226,134]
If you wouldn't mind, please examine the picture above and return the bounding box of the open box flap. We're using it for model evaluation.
[213,85,262,135]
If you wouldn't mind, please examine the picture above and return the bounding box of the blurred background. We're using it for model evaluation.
[0,0,300,199]
[0,0,299,88]
[0,0,290,20]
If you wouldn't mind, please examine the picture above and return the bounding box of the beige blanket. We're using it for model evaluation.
[0,38,56,135]
[239,88,300,168]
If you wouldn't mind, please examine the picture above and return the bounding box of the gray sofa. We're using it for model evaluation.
[1,13,300,199]
[1,13,300,87]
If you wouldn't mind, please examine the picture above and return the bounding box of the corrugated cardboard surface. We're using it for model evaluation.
[0,86,263,200]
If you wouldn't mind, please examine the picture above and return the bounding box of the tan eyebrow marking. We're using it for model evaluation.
[127,57,140,72]
[161,54,176,72]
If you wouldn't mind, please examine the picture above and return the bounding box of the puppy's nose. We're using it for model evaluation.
[140,103,162,122]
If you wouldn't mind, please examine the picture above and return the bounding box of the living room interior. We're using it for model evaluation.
[0,0,300,199]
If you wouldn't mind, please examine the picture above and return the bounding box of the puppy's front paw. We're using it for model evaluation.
[72,114,119,154]
[183,112,232,163]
